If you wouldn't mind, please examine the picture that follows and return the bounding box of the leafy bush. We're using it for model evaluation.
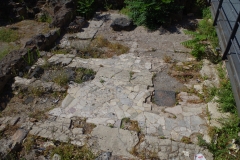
[124,0,182,30]
[182,8,219,60]
[77,0,96,19]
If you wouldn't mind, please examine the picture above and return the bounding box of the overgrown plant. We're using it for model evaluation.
[38,13,52,23]
[123,0,182,30]
[198,63,239,159]
[198,115,240,159]
[77,0,95,19]
[216,65,236,114]
[182,8,219,61]
[50,144,96,159]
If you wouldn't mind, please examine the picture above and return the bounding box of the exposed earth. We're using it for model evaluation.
[0,9,229,160]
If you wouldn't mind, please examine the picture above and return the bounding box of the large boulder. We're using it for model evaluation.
[50,0,76,28]
[110,17,133,31]
[25,29,60,50]
[67,16,86,33]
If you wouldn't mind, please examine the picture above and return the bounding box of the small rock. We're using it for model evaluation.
[72,128,83,135]
[24,96,34,105]
[11,129,28,149]
[38,155,47,160]
[114,119,122,128]
[183,66,190,70]
[43,141,55,148]
[9,117,20,126]
[110,17,133,31]
[0,124,6,131]
[176,62,183,66]
[29,118,38,122]
[67,16,86,33]
[95,152,112,160]
[52,154,61,160]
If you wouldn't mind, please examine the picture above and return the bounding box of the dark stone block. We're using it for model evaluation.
[110,17,133,31]
[154,90,176,107]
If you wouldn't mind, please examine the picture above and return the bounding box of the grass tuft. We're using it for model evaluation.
[51,144,96,160]
[0,28,19,42]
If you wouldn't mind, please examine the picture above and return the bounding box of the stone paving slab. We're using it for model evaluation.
[89,125,138,158]
[138,135,213,160]
[29,117,86,146]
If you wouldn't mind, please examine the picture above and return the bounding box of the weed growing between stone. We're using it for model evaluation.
[29,86,45,97]
[22,135,96,160]
[52,70,69,86]
[37,13,52,23]
[50,144,96,160]
[28,107,52,121]
[51,49,69,55]
[198,63,240,159]
[163,54,172,63]
[76,35,129,59]
[181,136,192,144]
[120,117,141,133]
[169,61,202,83]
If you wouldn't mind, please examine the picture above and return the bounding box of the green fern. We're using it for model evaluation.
[181,8,218,60]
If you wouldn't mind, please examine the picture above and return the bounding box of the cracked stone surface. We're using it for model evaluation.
[0,12,223,159]
[89,125,139,158]
[28,116,87,146]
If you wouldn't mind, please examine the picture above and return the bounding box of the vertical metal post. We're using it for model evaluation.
[222,12,240,60]
[213,0,224,26]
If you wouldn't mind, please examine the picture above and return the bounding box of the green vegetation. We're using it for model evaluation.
[181,136,192,144]
[198,115,240,159]
[75,68,96,84]
[78,35,129,59]
[29,86,45,97]
[129,71,135,81]
[100,79,105,83]
[51,144,96,160]
[92,35,129,56]
[53,70,69,86]
[38,13,52,23]
[0,28,19,42]
[197,64,240,159]
[216,80,236,114]
[52,49,68,55]
[77,0,95,19]
[0,45,20,60]
[123,0,182,30]
[23,50,37,65]
[182,8,219,61]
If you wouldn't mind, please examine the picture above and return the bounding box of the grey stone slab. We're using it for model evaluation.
[154,90,176,107]
[77,29,97,40]
[9,117,20,126]
[165,118,177,131]
[90,125,138,158]
[190,115,206,131]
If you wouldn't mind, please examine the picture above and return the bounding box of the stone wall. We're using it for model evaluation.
[0,0,77,93]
